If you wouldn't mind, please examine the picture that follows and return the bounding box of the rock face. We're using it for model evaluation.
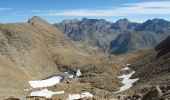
[55,18,170,54]
[109,31,157,55]
[155,36,170,58]
[0,16,105,98]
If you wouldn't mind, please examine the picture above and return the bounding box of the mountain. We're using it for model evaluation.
[111,18,140,30]
[109,31,157,55]
[0,16,106,98]
[54,18,170,54]
[55,17,119,51]
[136,18,170,33]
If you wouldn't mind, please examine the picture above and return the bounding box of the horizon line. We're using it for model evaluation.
[1,16,170,24]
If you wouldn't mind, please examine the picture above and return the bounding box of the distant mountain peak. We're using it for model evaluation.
[81,17,88,22]
[137,18,170,32]
[116,18,130,23]
[112,18,134,30]
[62,19,79,24]
[146,18,166,23]
[152,18,165,21]
[81,17,102,23]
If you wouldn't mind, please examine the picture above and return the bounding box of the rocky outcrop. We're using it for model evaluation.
[113,85,170,100]
[143,86,163,100]
[26,96,52,100]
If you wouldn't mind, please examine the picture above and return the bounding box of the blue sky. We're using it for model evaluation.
[1,0,170,23]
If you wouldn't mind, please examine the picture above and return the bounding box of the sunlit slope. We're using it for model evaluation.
[0,16,105,98]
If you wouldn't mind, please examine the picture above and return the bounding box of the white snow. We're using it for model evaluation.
[67,92,93,100]
[81,92,93,98]
[115,71,139,93]
[29,76,63,88]
[65,72,75,79]
[67,94,81,100]
[68,74,74,79]
[76,69,82,77]
[30,89,64,98]
[121,67,130,71]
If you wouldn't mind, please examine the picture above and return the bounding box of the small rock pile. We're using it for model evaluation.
[116,85,170,100]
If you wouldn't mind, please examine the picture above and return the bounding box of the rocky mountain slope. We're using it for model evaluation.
[55,18,170,55]
[109,31,157,55]
[117,36,170,100]
[0,16,107,99]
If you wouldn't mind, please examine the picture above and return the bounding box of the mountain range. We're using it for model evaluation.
[55,18,170,55]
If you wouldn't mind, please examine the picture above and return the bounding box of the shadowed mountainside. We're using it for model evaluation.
[155,36,170,58]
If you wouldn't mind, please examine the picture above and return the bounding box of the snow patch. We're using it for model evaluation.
[121,67,130,71]
[115,71,139,93]
[67,94,81,100]
[76,69,82,77]
[67,92,93,100]
[29,76,63,88]
[81,92,93,98]
[30,89,64,98]
[65,72,75,79]
[68,74,74,79]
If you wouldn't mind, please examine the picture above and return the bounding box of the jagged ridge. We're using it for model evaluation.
[55,18,170,54]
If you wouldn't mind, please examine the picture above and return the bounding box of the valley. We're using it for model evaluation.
[1,0,170,99]
[0,16,169,100]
